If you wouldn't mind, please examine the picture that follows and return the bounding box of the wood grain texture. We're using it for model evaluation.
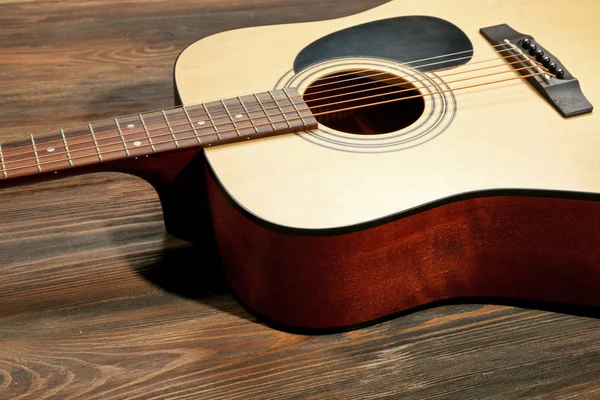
[0,0,599,399]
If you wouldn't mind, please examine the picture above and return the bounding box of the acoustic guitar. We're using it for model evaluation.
[1,0,598,331]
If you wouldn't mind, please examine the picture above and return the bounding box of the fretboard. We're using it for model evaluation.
[0,88,317,181]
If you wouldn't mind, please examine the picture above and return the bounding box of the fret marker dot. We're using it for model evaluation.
[46,147,55,153]
[197,121,206,126]
[235,114,243,119]
[133,141,142,147]
[127,124,135,129]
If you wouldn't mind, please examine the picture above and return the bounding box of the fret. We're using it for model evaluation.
[268,91,292,129]
[182,106,202,145]
[220,99,241,137]
[0,144,6,178]
[238,94,274,137]
[202,103,220,141]
[58,126,101,166]
[88,120,128,162]
[287,87,318,131]
[138,114,155,152]
[137,111,178,152]
[161,110,179,148]
[33,133,76,171]
[253,93,277,131]
[209,101,241,142]
[114,118,131,157]
[30,134,42,172]
[60,129,74,167]
[281,88,307,126]
[226,97,258,138]
[161,108,201,147]
[237,96,260,136]
[0,137,42,178]
[109,115,154,157]
[88,123,103,162]
[184,104,221,146]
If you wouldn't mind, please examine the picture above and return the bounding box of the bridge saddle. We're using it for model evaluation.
[480,24,593,118]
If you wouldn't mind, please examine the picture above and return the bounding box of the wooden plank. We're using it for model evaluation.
[0,0,599,399]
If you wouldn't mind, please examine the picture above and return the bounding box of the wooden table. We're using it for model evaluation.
[1,1,599,398]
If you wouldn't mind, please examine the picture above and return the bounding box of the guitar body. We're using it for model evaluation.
[165,0,600,330]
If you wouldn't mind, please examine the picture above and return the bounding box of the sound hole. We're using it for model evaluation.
[303,69,425,135]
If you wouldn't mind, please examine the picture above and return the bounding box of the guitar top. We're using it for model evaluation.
[175,0,599,231]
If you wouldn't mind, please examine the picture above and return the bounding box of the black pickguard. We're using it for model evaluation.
[294,16,473,73]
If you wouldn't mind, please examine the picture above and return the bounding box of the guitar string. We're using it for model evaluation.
[0,43,537,158]
[0,50,544,158]
[1,63,550,167]
[303,46,528,89]
[189,43,509,88]
[0,69,549,174]
[0,60,538,162]
[304,54,542,96]
[308,65,541,108]
[304,60,539,102]
[0,59,545,164]
[8,42,531,149]
[312,71,547,116]
[300,46,482,82]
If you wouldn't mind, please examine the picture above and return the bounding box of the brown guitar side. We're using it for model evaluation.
[205,164,600,330]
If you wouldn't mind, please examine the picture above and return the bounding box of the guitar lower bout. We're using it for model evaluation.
[204,160,600,330]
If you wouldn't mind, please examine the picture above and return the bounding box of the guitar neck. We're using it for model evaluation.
[0,88,316,184]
